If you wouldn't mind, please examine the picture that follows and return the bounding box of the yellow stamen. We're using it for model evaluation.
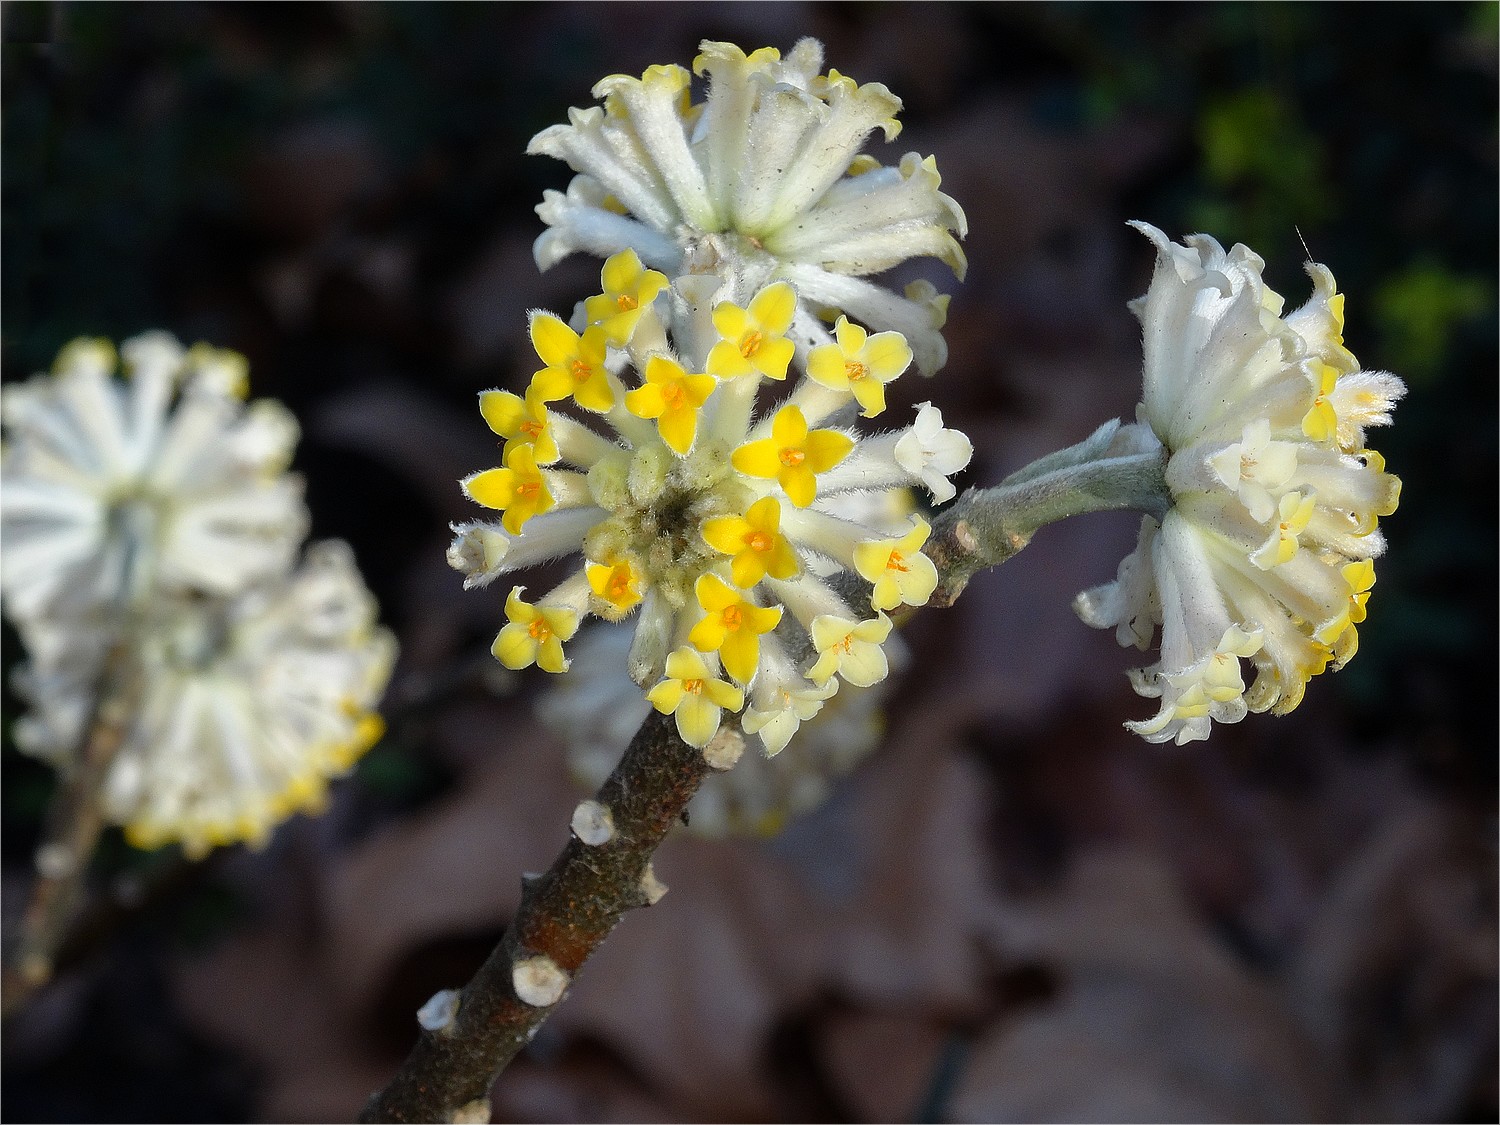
[528,619,552,641]
[739,331,762,359]
[779,447,805,467]
[747,531,773,553]
[845,360,868,382]
[683,678,704,695]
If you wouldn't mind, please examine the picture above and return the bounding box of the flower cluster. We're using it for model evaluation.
[1,334,395,855]
[449,39,971,752]
[1075,224,1404,744]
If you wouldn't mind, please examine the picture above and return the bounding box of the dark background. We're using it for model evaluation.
[3,3,1495,1121]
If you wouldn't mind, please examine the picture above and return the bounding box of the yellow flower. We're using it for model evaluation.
[852,516,938,611]
[701,496,801,588]
[805,315,913,417]
[584,249,669,346]
[807,611,893,687]
[529,313,615,413]
[1249,490,1317,569]
[461,444,555,535]
[687,573,783,685]
[646,646,744,747]
[706,282,797,381]
[624,355,717,455]
[731,404,853,507]
[492,587,580,673]
[586,556,645,619]
[478,388,559,465]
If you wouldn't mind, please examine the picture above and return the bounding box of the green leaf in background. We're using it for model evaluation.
[1373,262,1491,384]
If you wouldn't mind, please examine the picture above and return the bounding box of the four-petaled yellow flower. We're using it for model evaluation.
[586,557,645,618]
[493,587,580,673]
[461,444,555,535]
[624,355,718,455]
[701,496,801,588]
[1319,558,1376,666]
[732,405,853,508]
[853,516,938,611]
[646,646,745,748]
[687,573,783,685]
[529,313,615,413]
[807,611,893,687]
[806,315,913,418]
[706,282,797,381]
[1250,490,1317,569]
[479,388,559,465]
[584,249,669,347]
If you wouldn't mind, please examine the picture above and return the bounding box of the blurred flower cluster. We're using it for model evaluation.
[1,334,395,857]
[449,39,971,754]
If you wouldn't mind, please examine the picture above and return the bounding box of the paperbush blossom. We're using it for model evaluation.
[1,334,396,854]
[97,542,396,858]
[450,40,972,751]
[1075,224,1404,744]
[527,38,966,377]
[0,333,306,622]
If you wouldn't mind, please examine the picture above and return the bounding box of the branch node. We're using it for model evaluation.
[954,518,980,554]
[416,988,462,1035]
[569,799,615,846]
[638,863,669,906]
[511,955,569,1008]
[702,727,744,771]
[450,1098,491,1124]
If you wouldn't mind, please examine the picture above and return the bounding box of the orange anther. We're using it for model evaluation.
[721,605,743,630]
[887,549,909,573]
[570,359,594,382]
[739,331,762,359]
[746,531,773,553]
[683,678,704,695]
[778,447,806,467]
[516,482,540,498]
[527,619,551,641]
[844,361,868,382]
[520,420,544,438]
[616,293,638,311]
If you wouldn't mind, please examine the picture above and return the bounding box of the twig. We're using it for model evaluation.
[360,424,1171,1122]
[2,677,131,1020]
[360,709,712,1124]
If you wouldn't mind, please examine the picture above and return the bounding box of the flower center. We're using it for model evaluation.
[844,360,868,382]
[747,531,773,553]
[616,293,638,311]
[722,605,743,631]
[608,570,632,599]
[683,678,704,695]
[570,359,594,384]
[836,634,854,654]
[663,383,687,410]
[779,447,806,467]
[739,331,762,359]
[516,481,541,499]
[886,549,909,573]
[527,618,552,641]
[520,420,544,439]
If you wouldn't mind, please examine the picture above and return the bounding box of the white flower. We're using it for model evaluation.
[1075,223,1403,745]
[893,401,973,503]
[0,333,307,624]
[97,541,397,858]
[527,38,965,376]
